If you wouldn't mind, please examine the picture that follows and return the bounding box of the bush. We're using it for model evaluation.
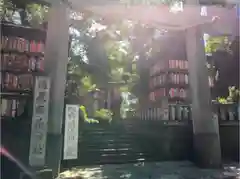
[217,86,239,104]
[79,105,88,120]
[94,108,113,122]
[79,105,99,124]
[84,118,99,124]
[79,106,113,123]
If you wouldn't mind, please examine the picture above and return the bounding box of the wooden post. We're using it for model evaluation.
[185,1,221,167]
[44,1,69,177]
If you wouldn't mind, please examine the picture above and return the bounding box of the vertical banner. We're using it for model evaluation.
[63,104,79,160]
[29,76,50,166]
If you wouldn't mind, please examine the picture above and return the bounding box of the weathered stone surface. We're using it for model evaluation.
[193,133,222,168]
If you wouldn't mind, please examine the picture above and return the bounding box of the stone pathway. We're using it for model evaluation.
[57,161,240,179]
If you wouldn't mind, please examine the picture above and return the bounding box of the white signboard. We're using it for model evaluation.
[63,104,79,160]
[29,76,50,166]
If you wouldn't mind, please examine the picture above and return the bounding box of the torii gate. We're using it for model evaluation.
[42,0,238,177]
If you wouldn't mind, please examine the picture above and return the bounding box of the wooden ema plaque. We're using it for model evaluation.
[141,33,190,120]
[0,23,48,178]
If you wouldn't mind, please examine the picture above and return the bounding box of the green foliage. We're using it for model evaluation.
[79,105,88,120]
[94,109,113,122]
[0,0,13,19]
[0,0,17,22]
[106,41,134,84]
[80,76,97,94]
[68,18,145,113]
[84,118,100,124]
[1,0,48,27]
[80,105,100,123]
[205,36,230,55]
[216,97,228,104]
[26,3,48,27]
[79,106,112,123]
[227,86,239,103]
[1,0,190,118]
[217,86,239,104]
[66,54,98,97]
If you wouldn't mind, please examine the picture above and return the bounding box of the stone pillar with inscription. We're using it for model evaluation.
[29,77,51,167]
[44,1,69,177]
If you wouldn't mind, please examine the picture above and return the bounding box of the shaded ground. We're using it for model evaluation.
[57,161,240,179]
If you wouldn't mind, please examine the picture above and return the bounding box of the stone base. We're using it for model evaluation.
[45,133,63,178]
[20,169,53,179]
[193,133,222,168]
[36,169,53,179]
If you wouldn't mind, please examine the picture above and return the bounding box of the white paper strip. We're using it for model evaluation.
[29,76,50,167]
[63,104,79,160]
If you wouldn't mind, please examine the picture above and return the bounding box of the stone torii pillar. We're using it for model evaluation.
[185,1,221,167]
[44,1,69,177]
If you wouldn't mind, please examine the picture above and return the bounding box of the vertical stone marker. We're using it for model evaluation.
[29,76,50,167]
[63,105,79,160]
[185,1,221,167]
